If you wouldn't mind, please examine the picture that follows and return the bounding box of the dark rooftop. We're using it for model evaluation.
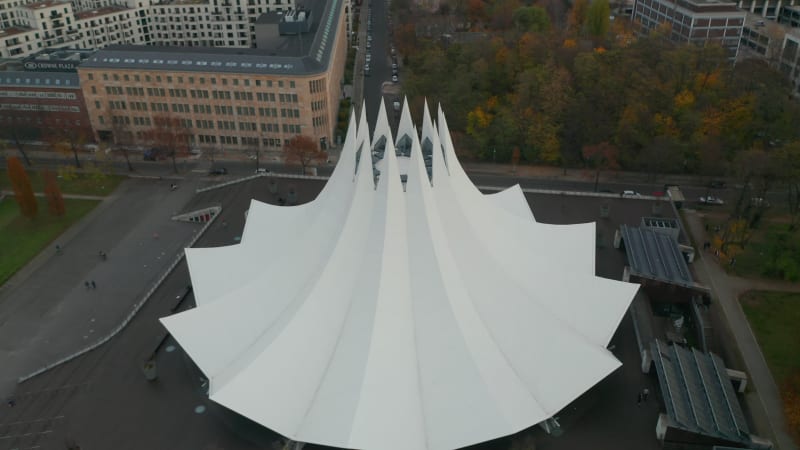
[0,71,79,87]
[79,0,343,75]
[651,340,751,445]
[620,224,694,287]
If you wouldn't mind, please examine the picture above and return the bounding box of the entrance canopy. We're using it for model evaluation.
[161,100,639,450]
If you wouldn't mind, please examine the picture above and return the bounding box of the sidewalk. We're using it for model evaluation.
[461,161,715,187]
[683,208,799,450]
[0,177,204,398]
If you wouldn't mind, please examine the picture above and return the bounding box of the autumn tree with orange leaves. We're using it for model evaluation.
[43,169,65,216]
[283,135,327,175]
[6,156,38,218]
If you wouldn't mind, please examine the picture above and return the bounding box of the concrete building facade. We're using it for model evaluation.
[0,69,93,142]
[77,0,347,152]
[631,0,746,58]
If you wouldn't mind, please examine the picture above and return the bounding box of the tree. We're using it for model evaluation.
[0,118,36,167]
[512,6,550,33]
[43,169,65,216]
[586,0,610,40]
[45,125,88,169]
[567,0,589,35]
[6,156,38,218]
[582,141,619,192]
[283,135,327,175]
[106,107,135,172]
[143,115,190,174]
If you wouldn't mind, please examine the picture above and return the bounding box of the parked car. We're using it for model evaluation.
[209,167,228,175]
[699,196,724,205]
[392,74,399,83]
[622,190,641,197]
[255,168,270,174]
[366,53,371,62]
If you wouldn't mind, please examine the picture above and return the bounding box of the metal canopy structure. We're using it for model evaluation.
[161,100,640,450]
[620,225,694,287]
[651,340,751,445]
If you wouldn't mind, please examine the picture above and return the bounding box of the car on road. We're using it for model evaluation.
[699,196,724,205]
[622,190,641,197]
[366,53,371,62]
[209,167,228,175]
[392,74,398,83]
[366,41,371,50]
[255,168,270,174]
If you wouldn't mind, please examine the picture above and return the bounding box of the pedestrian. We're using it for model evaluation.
[642,388,649,402]
[637,392,643,406]
[85,281,90,289]
[91,280,96,289]
[99,251,107,261]
[55,244,62,254]
[222,220,228,228]
[7,398,15,407]
[730,257,736,267]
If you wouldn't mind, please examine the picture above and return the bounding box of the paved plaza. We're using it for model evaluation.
[0,174,769,450]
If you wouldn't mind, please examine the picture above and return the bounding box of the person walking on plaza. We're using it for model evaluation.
[91,280,96,289]
[85,281,90,290]
[637,392,643,406]
[642,388,649,402]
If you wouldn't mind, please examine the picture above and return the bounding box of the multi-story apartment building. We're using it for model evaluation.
[740,12,800,95]
[631,0,746,58]
[1,0,356,58]
[0,49,93,140]
[738,0,797,18]
[78,0,347,152]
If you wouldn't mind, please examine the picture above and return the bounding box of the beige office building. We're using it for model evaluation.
[77,0,347,152]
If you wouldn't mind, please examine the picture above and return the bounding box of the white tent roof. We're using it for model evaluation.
[161,99,639,450]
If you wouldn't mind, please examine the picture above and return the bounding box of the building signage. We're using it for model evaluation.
[23,61,80,72]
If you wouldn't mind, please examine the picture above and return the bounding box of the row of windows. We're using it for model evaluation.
[101,115,302,135]
[185,134,293,147]
[89,72,297,89]
[100,86,299,104]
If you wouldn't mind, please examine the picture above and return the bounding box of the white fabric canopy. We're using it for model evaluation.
[161,99,639,450]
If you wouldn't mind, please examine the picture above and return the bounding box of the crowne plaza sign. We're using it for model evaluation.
[23,61,79,72]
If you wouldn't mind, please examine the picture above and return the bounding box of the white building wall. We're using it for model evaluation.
[0,0,294,57]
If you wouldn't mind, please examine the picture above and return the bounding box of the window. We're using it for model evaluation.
[289,81,295,88]
[88,73,94,80]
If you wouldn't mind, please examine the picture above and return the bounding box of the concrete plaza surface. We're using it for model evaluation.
[0,177,204,398]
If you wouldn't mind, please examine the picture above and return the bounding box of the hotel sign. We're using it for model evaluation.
[23,61,80,72]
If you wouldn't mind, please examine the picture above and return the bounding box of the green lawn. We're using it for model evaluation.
[703,215,800,282]
[0,169,124,196]
[0,198,100,285]
[740,291,800,384]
